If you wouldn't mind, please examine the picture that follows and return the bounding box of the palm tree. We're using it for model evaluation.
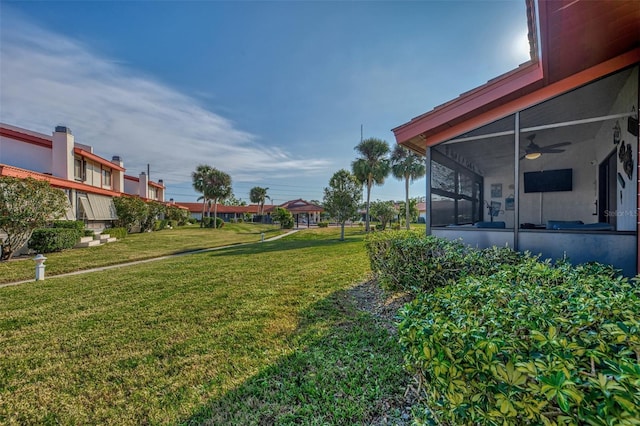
[351,137,390,232]
[249,186,271,220]
[390,144,426,230]
[204,168,232,228]
[192,164,213,227]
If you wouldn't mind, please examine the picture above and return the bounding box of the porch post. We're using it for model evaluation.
[514,112,520,250]
[425,145,432,236]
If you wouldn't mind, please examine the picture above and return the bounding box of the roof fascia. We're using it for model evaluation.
[0,127,52,149]
[0,164,122,197]
[74,148,125,172]
[392,61,543,144]
[411,48,640,148]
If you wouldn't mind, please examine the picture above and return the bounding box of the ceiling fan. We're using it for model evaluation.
[520,134,571,160]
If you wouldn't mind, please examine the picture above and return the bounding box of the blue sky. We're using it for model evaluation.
[0,0,530,205]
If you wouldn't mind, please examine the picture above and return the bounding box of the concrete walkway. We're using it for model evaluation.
[0,229,300,289]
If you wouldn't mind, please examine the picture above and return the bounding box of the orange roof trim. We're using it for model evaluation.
[74,148,125,172]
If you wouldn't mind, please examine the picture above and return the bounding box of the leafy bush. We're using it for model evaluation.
[365,231,522,292]
[28,228,81,253]
[52,220,85,231]
[154,219,169,231]
[201,217,225,228]
[317,221,329,228]
[272,207,294,229]
[83,230,95,237]
[106,227,127,239]
[399,258,640,425]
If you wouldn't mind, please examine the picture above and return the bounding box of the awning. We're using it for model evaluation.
[78,194,118,221]
[79,196,95,220]
[63,198,75,220]
[87,193,118,220]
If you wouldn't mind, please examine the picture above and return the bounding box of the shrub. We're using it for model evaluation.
[83,230,95,237]
[28,228,81,253]
[201,217,225,228]
[317,221,329,228]
[154,219,169,231]
[107,227,128,239]
[364,231,522,292]
[399,259,640,425]
[52,220,85,231]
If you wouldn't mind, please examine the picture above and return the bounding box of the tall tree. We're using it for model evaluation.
[390,144,426,230]
[192,164,213,227]
[204,168,232,228]
[351,137,390,232]
[323,169,362,241]
[249,186,270,217]
[0,176,68,260]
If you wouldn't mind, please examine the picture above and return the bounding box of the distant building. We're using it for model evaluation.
[0,123,166,231]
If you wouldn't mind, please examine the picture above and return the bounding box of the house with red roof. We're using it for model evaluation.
[175,198,323,226]
[393,0,639,276]
[0,123,166,231]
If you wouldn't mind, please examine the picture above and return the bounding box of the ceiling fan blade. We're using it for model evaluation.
[519,154,526,160]
[540,148,566,153]
[542,141,571,149]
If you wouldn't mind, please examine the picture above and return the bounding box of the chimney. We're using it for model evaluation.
[139,171,148,198]
[51,126,74,179]
[111,155,123,168]
[111,156,125,193]
[157,179,165,202]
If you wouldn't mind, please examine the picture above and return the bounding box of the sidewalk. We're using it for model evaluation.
[0,229,300,289]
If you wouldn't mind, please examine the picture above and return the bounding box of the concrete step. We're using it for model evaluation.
[105,237,117,243]
[78,236,95,244]
[75,240,102,248]
[97,234,111,242]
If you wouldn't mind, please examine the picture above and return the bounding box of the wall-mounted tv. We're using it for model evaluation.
[524,168,572,193]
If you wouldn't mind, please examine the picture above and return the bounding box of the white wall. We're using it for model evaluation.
[0,136,51,173]
[593,66,638,231]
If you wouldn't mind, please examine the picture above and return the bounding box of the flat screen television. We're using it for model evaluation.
[523,168,572,193]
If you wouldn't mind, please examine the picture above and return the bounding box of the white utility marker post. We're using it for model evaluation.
[33,254,47,281]
[261,233,265,242]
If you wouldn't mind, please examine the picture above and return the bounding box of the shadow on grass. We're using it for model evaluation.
[180,286,409,426]
[204,233,366,259]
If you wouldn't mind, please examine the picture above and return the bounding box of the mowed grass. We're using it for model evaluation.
[0,227,408,425]
[0,223,283,284]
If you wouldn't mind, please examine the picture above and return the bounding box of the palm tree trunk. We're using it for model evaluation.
[405,175,411,230]
[365,176,372,232]
[201,199,206,228]
[213,198,218,228]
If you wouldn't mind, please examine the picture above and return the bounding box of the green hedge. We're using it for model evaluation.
[364,230,521,292]
[107,227,128,239]
[28,228,81,253]
[52,220,85,231]
[317,221,329,228]
[399,258,640,425]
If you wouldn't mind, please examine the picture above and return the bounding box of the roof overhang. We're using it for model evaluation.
[393,0,640,154]
[0,164,122,197]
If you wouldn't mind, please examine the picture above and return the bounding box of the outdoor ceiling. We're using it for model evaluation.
[438,66,636,175]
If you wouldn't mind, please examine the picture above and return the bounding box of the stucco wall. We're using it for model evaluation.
[0,136,51,173]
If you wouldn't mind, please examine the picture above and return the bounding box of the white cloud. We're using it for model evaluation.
[0,13,331,185]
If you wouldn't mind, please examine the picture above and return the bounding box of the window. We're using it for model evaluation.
[74,158,86,181]
[102,168,112,187]
[431,151,483,226]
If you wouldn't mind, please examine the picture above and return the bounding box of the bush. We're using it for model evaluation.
[364,231,521,292]
[154,219,169,231]
[107,227,128,239]
[201,217,224,228]
[28,228,81,253]
[317,221,329,228]
[399,258,640,425]
[52,220,85,231]
[83,230,95,237]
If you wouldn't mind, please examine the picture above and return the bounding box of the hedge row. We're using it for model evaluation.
[28,228,81,253]
[365,231,640,425]
[364,231,522,292]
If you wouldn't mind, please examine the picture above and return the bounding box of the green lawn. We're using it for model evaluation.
[0,227,408,425]
[0,223,284,284]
